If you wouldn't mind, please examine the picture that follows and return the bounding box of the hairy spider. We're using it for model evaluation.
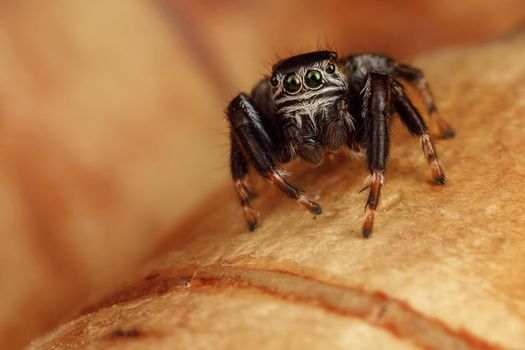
[227,51,454,238]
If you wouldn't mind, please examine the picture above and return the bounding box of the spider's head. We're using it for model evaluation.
[269,51,347,114]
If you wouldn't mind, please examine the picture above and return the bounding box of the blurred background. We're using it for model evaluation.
[0,0,524,348]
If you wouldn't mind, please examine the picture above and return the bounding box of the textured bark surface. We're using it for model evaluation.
[31,32,525,350]
[2,1,525,349]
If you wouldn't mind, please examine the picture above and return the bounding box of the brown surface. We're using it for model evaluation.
[0,2,226,348]
[170,0,525,94]
[1,1,525,349]
[31,32,525,349]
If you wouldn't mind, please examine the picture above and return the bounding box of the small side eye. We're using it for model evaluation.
[283,73,301,93]
[326,63,336,74]
[270,75,279,87]
[304,69,323,89]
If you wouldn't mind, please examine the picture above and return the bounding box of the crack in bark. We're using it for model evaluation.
[86,264,501,350]
[195,265,500,350]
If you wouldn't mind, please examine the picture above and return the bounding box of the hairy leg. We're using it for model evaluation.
[394,63,455,139]
[230,132,258,230]
[227,94,322,228]
[391,79,447,185]
[360,72,391,238]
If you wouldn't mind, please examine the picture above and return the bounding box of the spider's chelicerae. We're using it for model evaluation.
[227,51,454,238]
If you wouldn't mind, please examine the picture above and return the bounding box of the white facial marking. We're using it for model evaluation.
[271,60,349,132]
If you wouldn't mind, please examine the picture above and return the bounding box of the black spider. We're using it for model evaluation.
[226,51,454,238]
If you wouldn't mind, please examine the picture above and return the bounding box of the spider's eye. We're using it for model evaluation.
[304,69,323,89]
[270,75,279,87]
[283,73,301,93]
[326,63,336,74]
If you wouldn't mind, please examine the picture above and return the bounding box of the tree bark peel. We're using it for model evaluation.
[32,32,525,350]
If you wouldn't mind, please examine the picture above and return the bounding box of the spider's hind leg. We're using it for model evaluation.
[391,79,447,185]
[393,63,455,139]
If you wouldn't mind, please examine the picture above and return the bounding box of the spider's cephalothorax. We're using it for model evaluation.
[269,51,352,164]
[227,51,454,238]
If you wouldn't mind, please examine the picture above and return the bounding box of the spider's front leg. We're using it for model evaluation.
[227,94,322,231]
[393,63,455,139]
[359,72,448,238]
[360,72,391,238]
[230,133,258,230]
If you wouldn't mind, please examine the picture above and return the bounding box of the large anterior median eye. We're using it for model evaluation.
[304,69,323,89]
[283,73,301,93]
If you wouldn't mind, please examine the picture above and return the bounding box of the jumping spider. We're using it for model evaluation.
[227,51,454,238]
